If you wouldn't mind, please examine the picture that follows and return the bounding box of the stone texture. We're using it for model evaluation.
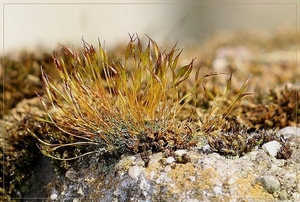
[43,142,300,201]
[258,175,281,193]
[262,140,282,157]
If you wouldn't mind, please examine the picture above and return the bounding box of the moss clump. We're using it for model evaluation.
[31,34,250,160]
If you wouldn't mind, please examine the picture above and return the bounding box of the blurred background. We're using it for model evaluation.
[0,0,299,55]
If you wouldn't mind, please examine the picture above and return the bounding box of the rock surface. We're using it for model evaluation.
[43,130,300,201]
[262,140,282,157]
[2,71,300,202]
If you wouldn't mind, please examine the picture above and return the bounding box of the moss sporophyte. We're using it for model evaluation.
[28,34,253,160]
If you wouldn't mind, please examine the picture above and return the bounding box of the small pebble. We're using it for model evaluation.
[259,175,280,193]
[128,165,141,179]
[174,149,188,157]
[262,140,281,157]
[65,168,78,182]
[50,193,58,200]
[213,186,222,196]
[189,176,196,182]
[166,156,175,164]
[277,126,300,140]
[147,153,163,168]
[164,165,172,173]
[202,144,211,152]
[175,149,190,163]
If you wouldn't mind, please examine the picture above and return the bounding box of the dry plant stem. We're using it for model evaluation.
[27,128,97,160]
[201,74,252,133]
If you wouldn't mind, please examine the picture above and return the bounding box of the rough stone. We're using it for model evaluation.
[65,168,79,182]
[258,175,281,193]
[262,140,281,157]
[213,186,222,196]
[50,193,58,200]
[174,149,188,157]
[147,152,163,168]
[277,126,300,140]
[128,165,142,179]
[166,156,175,164]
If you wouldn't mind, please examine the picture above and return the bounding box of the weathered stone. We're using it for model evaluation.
[128,165,142,179]
[262,141,281,157]
[258,175,281,193]
[166,156,175,164]
[277,126,300,140]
